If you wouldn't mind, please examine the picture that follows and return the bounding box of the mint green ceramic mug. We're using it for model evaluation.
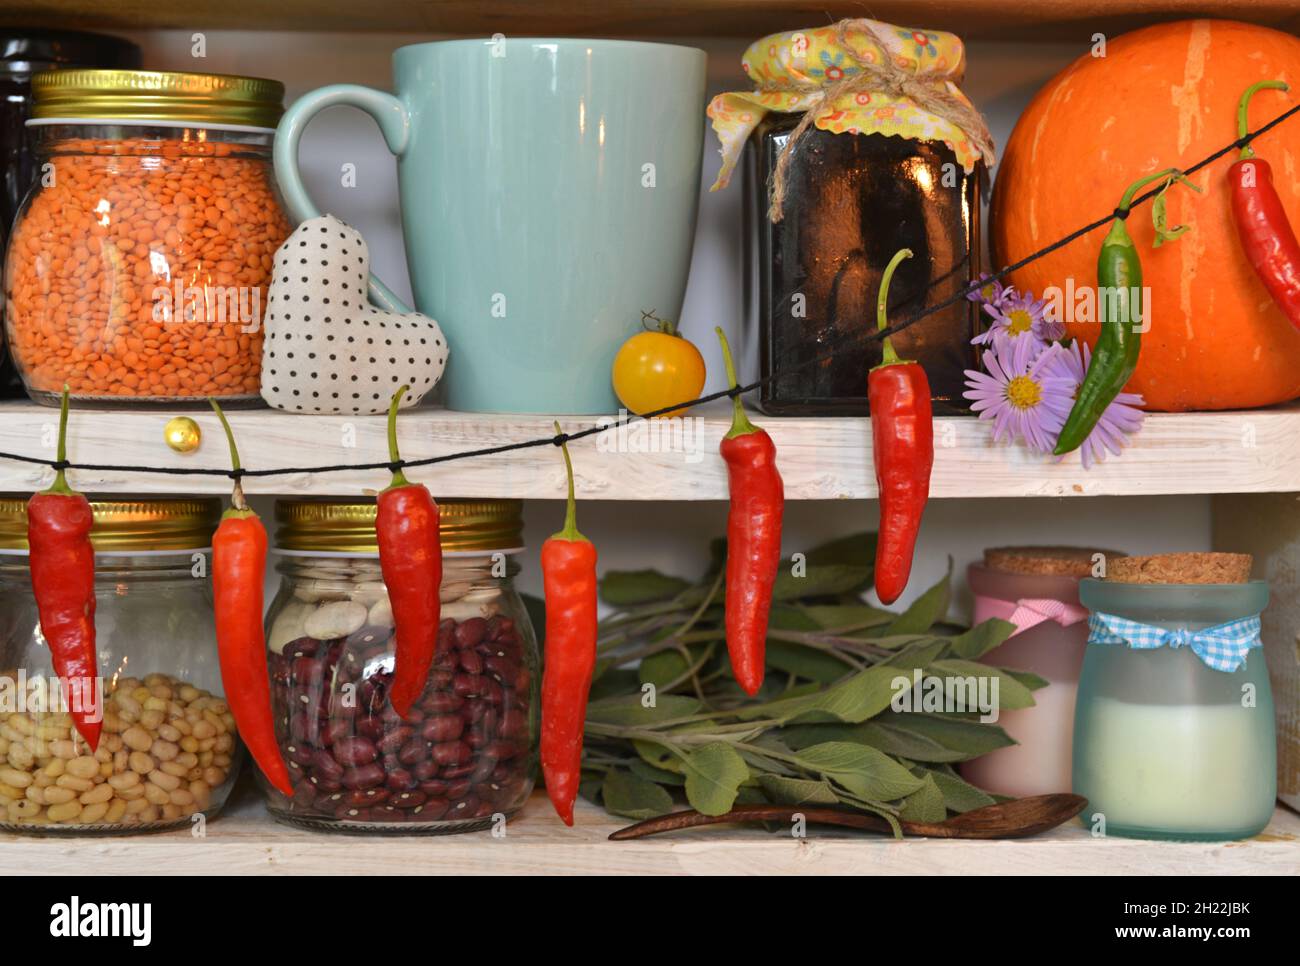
[274,38,706,414]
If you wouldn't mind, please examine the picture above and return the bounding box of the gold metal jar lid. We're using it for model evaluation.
[29,69,284,129]
[275,499,524,555]
[0,496,220,552]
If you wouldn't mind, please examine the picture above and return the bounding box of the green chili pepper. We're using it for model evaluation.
[1053,168,1202,456]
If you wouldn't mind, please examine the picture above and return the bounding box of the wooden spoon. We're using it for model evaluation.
[609,793,1088,841]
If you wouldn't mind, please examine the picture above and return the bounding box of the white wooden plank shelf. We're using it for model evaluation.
[2,784,1296,876]
[2,399,1299,501]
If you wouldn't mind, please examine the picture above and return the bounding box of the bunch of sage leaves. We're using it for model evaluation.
[524,533,1042,835]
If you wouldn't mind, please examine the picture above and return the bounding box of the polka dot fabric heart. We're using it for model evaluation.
[260,215,447,414]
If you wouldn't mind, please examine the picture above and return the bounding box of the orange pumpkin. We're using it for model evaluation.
[992,19,1300,412]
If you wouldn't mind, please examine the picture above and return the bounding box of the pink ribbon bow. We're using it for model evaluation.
[978,596,1089,637]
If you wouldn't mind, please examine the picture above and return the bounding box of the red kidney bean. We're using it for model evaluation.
[485,740,520,760]
[334,803,371,822]
[291,781,317,807]
[469,756,497,783]
[411,798,450,821]
[445,780,472,800]
[413,758,440,782]
[420,715,464,743]
[499,708,526,740]
[453,673,489,698]
[455,617,488,649]
[437,618,455,649]
[349,624,389,648]
[391,789,426,809]
[421,692,464,714]
[332,735,378,766]
[483,655,518,683]
[433,646,458,671]
[340,764,385,790]
[431,741,472,766]
[385,768,416,791]
[355,716,384,741]
[484,679,504,706]
[466,728,491,750]
[399,739,429,767]
[346,787,389,807]
[418,779,451,796]
[457,649,484,675]
[316,791,346,811]
[310,773,343,793]
[447,796,479,819]
[430,669,455,690]
[285,637,320,659]
[441,763,477,779]
[487,615,513,640]
[323,719,353,747]
[377,726,413,755]
[312,750,344,781]
[285,742,315,767]
[513,669,531,693]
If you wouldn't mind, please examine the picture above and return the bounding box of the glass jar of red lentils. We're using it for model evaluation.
[3,69,291,407]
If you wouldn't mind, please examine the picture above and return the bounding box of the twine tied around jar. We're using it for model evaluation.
[760,19,996,222]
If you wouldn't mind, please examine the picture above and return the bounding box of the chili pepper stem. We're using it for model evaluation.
[875,249,914,368]
[1238,81,1290,160]
[208,398,250,513]
[42,385,74,496]
[386,385,412,489]
[714,327,756,438]
[552,421,588,543]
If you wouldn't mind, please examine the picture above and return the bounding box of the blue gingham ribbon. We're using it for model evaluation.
[1087,612,1262,673]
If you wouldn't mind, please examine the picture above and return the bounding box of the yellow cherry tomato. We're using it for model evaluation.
[612,323,706,418]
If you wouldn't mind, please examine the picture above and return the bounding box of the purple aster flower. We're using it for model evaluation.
[966,273,1011,310]
[964,337,1074,453]
[1040,341,1146,469]
[973,290,1065,347]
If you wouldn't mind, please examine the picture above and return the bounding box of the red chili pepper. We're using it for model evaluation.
[209,400,293,797]
[715,328,784,696]
[1228,80,1300,330]
[540,424,598,826]
[869,249,934,606]
[27,387,100,751]
[376,386,443,719]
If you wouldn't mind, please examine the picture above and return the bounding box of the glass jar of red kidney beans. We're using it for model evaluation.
[262,498,537,834]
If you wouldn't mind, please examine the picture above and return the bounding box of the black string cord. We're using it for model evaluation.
[2,101,1298,482]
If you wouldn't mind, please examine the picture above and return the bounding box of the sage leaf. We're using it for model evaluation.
[795,741,924,801]
[878,567,951,635]
[638,648,690,688]
[629,757,686,787]
[773,564,874,602]
[601,769,675,820]
[949,619,1016,660]
[786,603,893,632]
[783,720,970,763]
[587,667,640,701]
[738,665,902,724]
[633,740,683,773]
[898,773,947,823]
[926,659,1037,711]
[1005,668,1050,692]
[881,637,949,670]
[764,640,856,683]
[930,766,997,813]
[682,742,750,816]
[759,775,841,806]
[876,711,1016,758]
[585,693,703,726]
[599,569,692,606]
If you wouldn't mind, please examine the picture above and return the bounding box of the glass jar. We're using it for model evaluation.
[3,69,290,407]
[0,31,141,398]
[743,122,980,415]
[960,548,1103,798]
[0,496,240,833]
[263,499,539,833]
[1073,578,1277,841]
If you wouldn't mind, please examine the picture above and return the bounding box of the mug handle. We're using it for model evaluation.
[274,84,414,314]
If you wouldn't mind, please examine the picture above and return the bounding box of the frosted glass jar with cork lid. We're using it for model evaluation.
[1072,553,1276,841]
[961,546,1120,798]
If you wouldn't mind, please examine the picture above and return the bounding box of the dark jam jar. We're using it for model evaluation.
[743,119,981,416]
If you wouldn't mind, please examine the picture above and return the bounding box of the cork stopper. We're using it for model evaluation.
[1105,552,1253,585]
[983,546,1121,578]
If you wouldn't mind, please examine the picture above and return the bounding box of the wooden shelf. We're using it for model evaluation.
[1,399,1299,501]
[0,0,1296,42]
[2,782,1296,875]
